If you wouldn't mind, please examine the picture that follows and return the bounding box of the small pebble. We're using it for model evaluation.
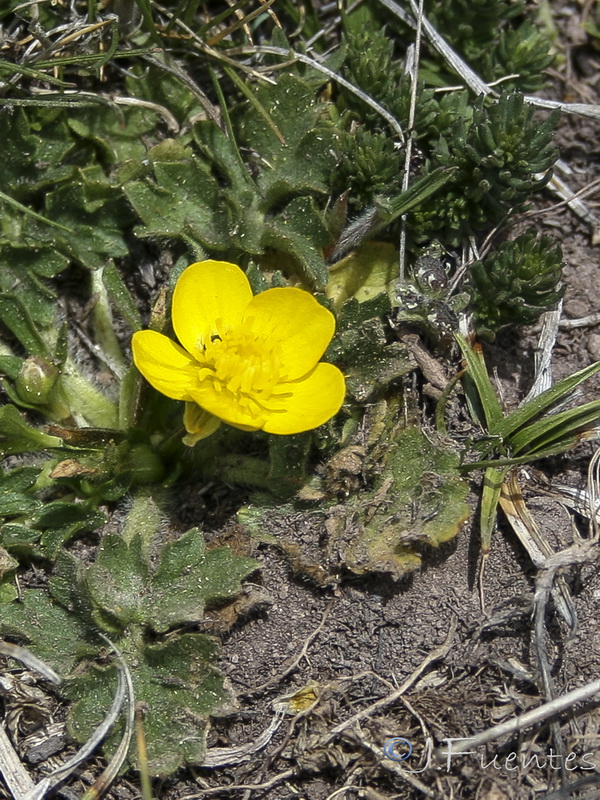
[587,334,600,361]
[563,298,590,319]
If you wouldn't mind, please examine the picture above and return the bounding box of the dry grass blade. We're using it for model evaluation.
[398,0,425,282]
[560,312,600,329]
[0,641,61,684]
[181,768,295,798]
[25,636,132,800]
[521,304,562,405]
[525,96,600,121]
[376,0,490,96]
[141,53,221,124]
[585,447,600,541]
[544,173,600,238]
[206,0,280,45]
[528,448,600,540]
[434,675,600,760]
[79,638,135,800]
[202,709,285,768]
[0,725,35,800]
[499,471,577,630]
[0,641,59,800]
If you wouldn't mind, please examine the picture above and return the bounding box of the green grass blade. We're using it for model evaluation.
[382,167,459,223]
[33,47,157,69]
[132,0,161,44]
[510,400,600,454]
[208,69,250,179]
[494,359,600,440]
[460,442,588,470]
[223,65,285,142]
[166,0,202,32]
[0,60,72,88]
[196,0,252,37]
[455,334,504,432]
[480,466,509,554]
[0,189,72,232]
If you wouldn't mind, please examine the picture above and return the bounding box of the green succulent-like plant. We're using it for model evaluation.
[336,127,403,208]
[341,27,439,134]
[427,0,521,63]
[341,26,404,120]
[412,92,558,243]
[469,230,564,339]
[483,20,556,93]
[426,0,553,92]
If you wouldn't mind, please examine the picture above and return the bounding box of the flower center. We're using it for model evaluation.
[198,328,283,419]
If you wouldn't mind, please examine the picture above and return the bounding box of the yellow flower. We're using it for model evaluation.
[132,260,346,444]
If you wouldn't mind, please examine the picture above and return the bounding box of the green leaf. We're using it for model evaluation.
[0,245,69,353]
[39,168,132,269]
[86,530,258,633]
[0,108,74,199]
[329,299,413,403]
[124,145,229,248]
[0,355,23,380]
[509,400,600,455]
[192,120,264,254]
[0,582,18,603]
[0,405,62,456]
[246,405,469,580]
[125,65,203,125]
[85,534,149,629]
[193,119,255,198]
[382,167,460,222]
[238,73,338,209]
[335,423,470,576]
[479,465,509,553]
[0,524,42,557]
[66,104,158,165]
[261,197,330,288]
[35,504,107,560]
[0,589,95,673]
[0,465,40,493]
[65,631,228,775]
[48,522,256,776]
[154,532,257,623]
[0,492,42,518]
[326,241,398,310]
[103,262,142,332]
[0,295,49,356]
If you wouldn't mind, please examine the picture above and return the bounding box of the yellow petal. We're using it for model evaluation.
[132,330,198,400]
[262,363,346,434]
[242,288,335,381]
[188,384,264,431]
[182,403,221,446]
[172,260,253,359]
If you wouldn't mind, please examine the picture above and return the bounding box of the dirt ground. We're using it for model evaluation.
[5,6,600,800]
